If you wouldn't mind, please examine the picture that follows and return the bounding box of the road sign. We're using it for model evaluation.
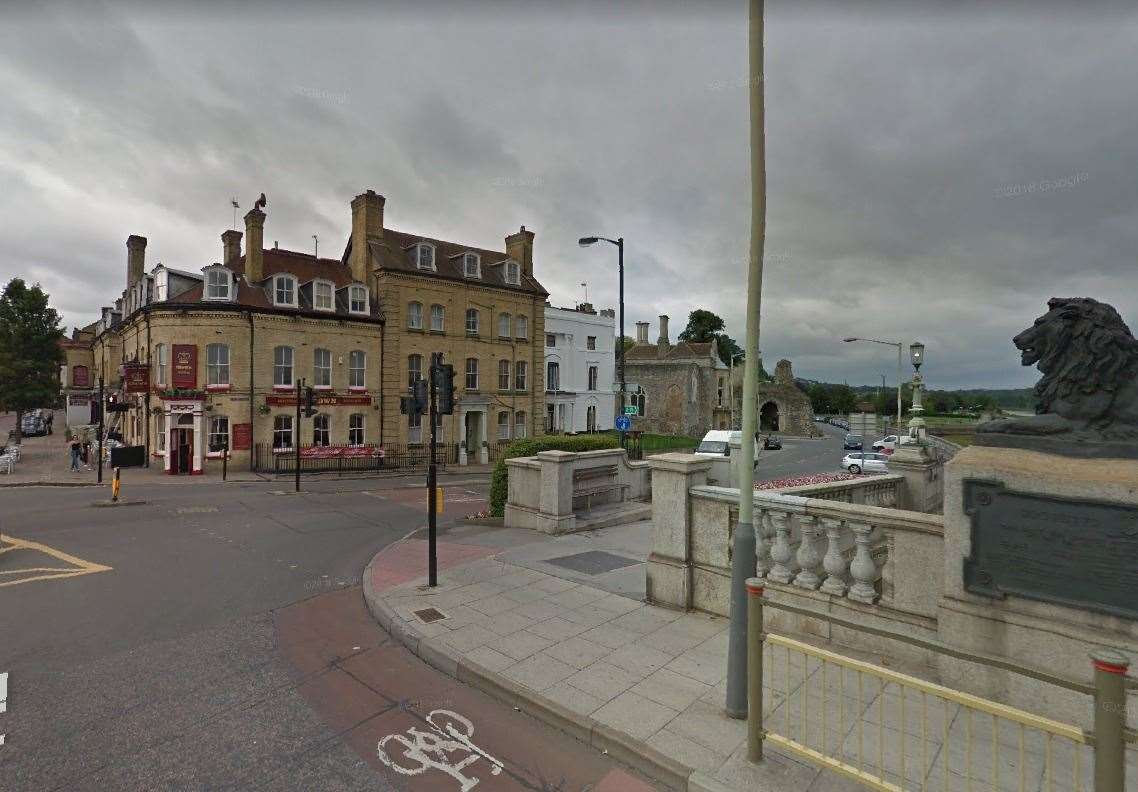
[623,406,638,416]
[615,416,632,432]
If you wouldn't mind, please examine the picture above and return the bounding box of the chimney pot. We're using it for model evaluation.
[635,321,650,344]
[657,314,670,347]
[126,235,147,287]
[351,189,385,284]
[221,229,243,268]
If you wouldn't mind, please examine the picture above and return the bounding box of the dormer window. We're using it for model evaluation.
[463,252,481,279]
[204,266,233,301]
[415,243,435,271]
[504,259,520,285]
[273,274,297,307]
[349,284,369,314]
[312,280,334,311]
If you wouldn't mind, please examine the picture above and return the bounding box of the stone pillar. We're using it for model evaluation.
[889,443,941,513]
[645,453,712,610]
[536,450,576,534]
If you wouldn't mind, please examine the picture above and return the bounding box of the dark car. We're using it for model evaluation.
[843,433,863,450]
[763,434,782,450]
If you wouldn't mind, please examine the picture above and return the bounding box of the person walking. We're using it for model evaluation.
[69,437,82,472]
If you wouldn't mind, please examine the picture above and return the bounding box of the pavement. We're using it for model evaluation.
[363,519,874,792]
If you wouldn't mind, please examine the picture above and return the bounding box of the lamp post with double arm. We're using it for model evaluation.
[578,236,625,444]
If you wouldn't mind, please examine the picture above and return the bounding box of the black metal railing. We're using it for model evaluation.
[251,442,451,475]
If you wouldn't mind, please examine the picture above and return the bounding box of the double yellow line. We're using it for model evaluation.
[0,534,113,587]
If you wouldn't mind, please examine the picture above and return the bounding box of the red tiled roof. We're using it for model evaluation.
[231,248,356,287]
[625,341,717,361]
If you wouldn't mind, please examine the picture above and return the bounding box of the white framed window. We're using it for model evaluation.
[313,348,332,387]
[408,354,422,389]
[465,357,479,390]
[155,343,168,385]
[465,308,479,335]
[312,414,330,446]
[505,259,520,285]
[463,252,481,278]
[273,274,297,307]
[156,414,166,452]
[498,313,511,338]
[498,359,510,391]
[349,284,368,314]
[515,315,528,339]
[430,304,445,331]
[273,346,294,386]
[408,411,422,444]
[313,280,334,311]
[547,361,560,391]
[407,301,423,329]
[415,243,435,271]
[349,414,365,445]
[349,350,366,389]
[588,365,598,391]
[208,415,230,452]
[587,405,597,432]
[546,334,556,348]
[497,411,510,440]
[205,267,232,301]
[515,361,527,391]
[273,415,294,450]
[206,343,230,386]
[587,336,596,351]
[515,411,527,439]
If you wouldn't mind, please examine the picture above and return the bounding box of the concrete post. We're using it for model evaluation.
[536,450,576,533]
[889,442,940,514]
[1092,649,1130,792]
[746,578,766,762]
[645,453,712,609]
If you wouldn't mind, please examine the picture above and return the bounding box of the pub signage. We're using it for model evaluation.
[264,392,372,407]
[962,479,1138,620]
[172,344,197,389]
[232,423,252,450]
[123,364,150,393]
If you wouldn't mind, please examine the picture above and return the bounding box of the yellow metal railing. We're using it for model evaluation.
[745,580,1130,792]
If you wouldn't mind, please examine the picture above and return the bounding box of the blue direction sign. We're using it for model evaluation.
[615,416,632,432]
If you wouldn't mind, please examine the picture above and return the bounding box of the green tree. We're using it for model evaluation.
[677,309,745,365]
[0,278,65,442]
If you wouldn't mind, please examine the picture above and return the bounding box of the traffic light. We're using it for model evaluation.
[433,363,455,415]
[400,378,428,418]
[303,386,318,417]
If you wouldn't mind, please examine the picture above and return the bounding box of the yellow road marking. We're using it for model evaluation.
[0,534,113,588]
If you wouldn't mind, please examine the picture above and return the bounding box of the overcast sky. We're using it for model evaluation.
[2,1,1136,389]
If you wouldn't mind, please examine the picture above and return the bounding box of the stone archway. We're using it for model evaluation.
[760,401,780,431]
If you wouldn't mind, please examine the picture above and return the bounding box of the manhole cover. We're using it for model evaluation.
[544,550,639,575]
[413,607,448,624]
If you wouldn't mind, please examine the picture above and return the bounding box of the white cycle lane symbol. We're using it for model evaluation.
[377,709,504,791]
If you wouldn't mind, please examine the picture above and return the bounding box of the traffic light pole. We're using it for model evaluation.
[427,354,440,587]
[97,375,104,484]
[294,378,302,493]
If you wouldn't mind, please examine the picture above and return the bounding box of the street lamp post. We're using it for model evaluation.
[908,341,926,441]
[579,236,625,444]
[843,337,903,430]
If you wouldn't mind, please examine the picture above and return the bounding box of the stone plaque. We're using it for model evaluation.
[963,479,1138,620]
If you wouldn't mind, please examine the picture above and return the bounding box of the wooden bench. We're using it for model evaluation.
[571,464,629,512]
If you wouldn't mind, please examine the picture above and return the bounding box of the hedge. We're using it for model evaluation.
[488,434,623,518]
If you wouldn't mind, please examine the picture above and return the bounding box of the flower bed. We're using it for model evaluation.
[755,472,863,490]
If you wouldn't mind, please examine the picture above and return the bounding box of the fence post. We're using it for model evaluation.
[1092,649,1130,792]
[746,577,765,762]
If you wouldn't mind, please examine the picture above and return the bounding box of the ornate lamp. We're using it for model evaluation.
[908,341,926,440]
[910,341,925,372]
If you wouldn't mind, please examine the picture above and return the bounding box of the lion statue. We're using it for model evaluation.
[978,297,1138,438]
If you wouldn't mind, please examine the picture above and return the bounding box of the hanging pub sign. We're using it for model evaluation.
[123,363,150,393]
[172,345,197,389]
[72,365,90,388]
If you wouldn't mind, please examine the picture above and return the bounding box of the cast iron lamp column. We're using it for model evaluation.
[843,336,903,430]
[908,341,926,441]
[578,236,625,443]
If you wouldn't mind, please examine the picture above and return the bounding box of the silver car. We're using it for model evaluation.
[841,451,889,474]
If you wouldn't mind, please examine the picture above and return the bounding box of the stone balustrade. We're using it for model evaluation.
[770,473,904,508]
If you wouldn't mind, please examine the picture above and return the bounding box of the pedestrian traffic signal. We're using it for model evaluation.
[433,363,455,415]
[400,378,428,419]
[303,386,318,417]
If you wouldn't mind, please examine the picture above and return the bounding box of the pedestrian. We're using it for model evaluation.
[69,437,82,472]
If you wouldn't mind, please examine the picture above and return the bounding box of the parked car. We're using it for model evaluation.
[842,452,890,474]
[872,435,900,451]
[814,416,830,424]
[843,433,863,450]
[763,434,782,450]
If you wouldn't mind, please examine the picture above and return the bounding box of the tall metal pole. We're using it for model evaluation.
[618,238,626,446]
[896,344,903,428]
[727,0,765,719]
[294,378,302,493]
[97,375,104,484]
[428,355,440,587]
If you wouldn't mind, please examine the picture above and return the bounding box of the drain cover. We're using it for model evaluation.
[544,550,639,575]
[413,607,448,624]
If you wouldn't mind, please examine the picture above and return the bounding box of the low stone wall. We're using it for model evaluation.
[504,448,650,534]
[773,474,904,507]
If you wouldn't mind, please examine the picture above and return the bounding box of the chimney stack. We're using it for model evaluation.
[635,321,649,344]
[244,208,265,283]
[126,235,147,286]
[222,229,242,269]
[505,225,535,278]
[350,189,384,285]
[657,314,670,347]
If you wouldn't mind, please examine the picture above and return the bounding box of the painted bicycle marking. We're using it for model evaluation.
[377,709,504,791]
[1,671,8,747]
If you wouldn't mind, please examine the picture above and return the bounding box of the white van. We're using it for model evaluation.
[694,430,739,458]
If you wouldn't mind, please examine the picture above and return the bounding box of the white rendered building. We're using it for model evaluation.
[543,303,616,433]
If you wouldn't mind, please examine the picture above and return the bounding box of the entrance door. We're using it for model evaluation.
[171,428,192,474]
[464,411,482,451]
